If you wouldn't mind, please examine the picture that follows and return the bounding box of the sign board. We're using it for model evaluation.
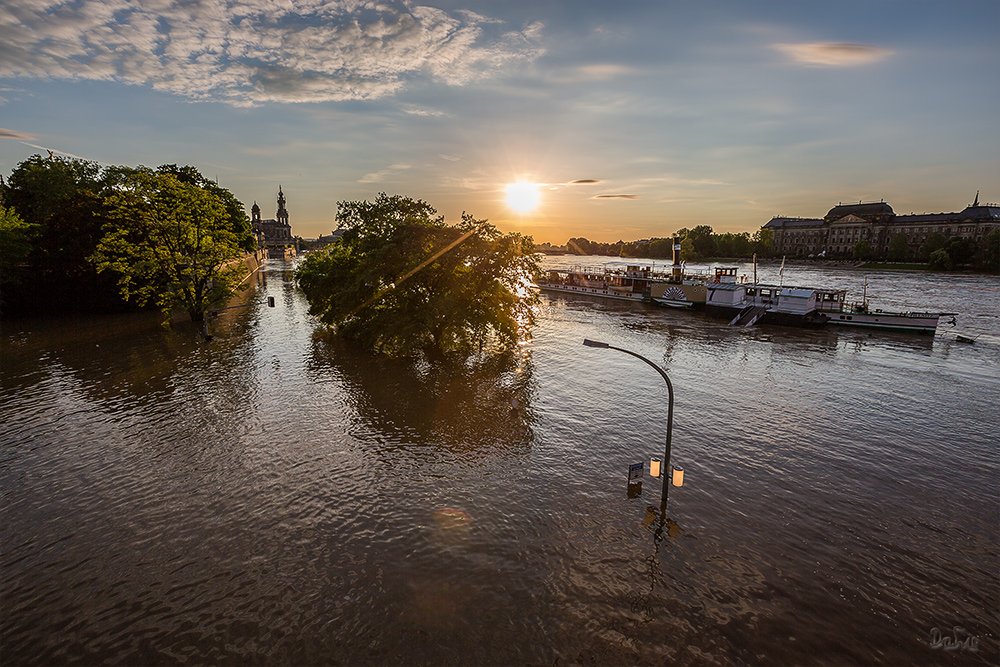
[628,462,644,481]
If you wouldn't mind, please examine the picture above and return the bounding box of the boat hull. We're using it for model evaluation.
[826,311,940,333]
[706,304,827,328]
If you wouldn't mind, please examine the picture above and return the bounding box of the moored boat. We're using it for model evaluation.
[824,278,956,334]
[647,267,740,309]
[825,307,950,333]
[536,264,661,301]
[705,280,846,328]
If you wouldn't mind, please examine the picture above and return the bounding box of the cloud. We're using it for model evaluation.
[403,105,449,117]
[358,163,410,183]
[569,179,601,184]
[0,0,545,105]
[438,154,461,161]
[0,127,34,140]
[772,42,892,67]
[639,175,726,187]
[594,194,639,200]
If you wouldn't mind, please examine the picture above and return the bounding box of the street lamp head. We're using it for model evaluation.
[582,339,610,348]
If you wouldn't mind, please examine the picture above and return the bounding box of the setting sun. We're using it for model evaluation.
[505,182,540,214]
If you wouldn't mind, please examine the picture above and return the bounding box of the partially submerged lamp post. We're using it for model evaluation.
[582,339,679,505]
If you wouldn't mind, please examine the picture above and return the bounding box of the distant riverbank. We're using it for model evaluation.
[539,252,998,275]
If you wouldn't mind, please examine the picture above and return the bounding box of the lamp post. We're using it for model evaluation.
[582,339,676,505]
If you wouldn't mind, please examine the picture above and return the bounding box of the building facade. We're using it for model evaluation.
[763,196,999,260]
[251,187,294,247]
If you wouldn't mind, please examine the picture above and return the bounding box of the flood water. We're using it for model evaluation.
[2,257,998,665]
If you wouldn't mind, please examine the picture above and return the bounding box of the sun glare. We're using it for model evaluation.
[505,182,540,214]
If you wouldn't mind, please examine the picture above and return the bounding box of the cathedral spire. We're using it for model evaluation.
[276,186,288,226]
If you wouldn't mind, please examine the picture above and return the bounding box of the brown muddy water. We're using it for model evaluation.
[2,257,997,665]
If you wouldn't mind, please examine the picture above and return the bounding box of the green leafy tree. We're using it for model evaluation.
[974,229,999,274]
[752,227,775,258]
[1,154,119,313]
[566,237,592,255]
[853,240,873,261]
[91,170,251,321]
[887,233,909,262]
[687,225,716,258]
[921,232,948,261]
[297,193,539,358]
[679,236,698,261]
[927,248,952,271]
[156,164,256,252]
[735,232,753,257]
[0,206,35,310]
[946,237,976,267]
[646,238,673,258]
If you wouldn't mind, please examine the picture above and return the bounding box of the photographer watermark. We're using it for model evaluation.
[929,626,979,652]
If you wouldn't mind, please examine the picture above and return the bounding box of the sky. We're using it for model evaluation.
[1,0,998,244]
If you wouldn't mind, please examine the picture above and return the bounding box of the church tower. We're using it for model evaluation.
[276,186,288,226]
[251,201,261,223]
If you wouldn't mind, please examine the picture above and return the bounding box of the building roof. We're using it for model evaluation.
[825,202,894,220]
[894,205,1000,225]
[763,217,823,229]
[958,205,1000,220]
[894,212,958,224]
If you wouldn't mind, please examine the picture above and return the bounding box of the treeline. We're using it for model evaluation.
[1,154,256,319]
[565,224,999,272]
[567,225,773,260]
[871,232,998,271]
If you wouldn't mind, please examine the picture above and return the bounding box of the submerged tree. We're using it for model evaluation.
[297,193,539,357]
[91,169,252,321]
[0,155,120,313]
[0,206,34,311]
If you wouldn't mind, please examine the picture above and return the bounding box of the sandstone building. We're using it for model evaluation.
[763,195,999,259]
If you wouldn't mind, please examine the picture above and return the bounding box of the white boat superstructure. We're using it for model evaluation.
[824,278,956,334]
[706,282,846,328]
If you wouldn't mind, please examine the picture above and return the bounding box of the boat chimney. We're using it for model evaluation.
[672,236,682,281]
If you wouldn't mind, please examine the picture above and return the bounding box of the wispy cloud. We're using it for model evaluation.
[569,179,601,185]
[772,42,892,67]
[358,163,411,184]
[639,175,726,187]
[0,1,545,105]
[403,105,449,117]
[594,194,639,200]
[0,127,34,140]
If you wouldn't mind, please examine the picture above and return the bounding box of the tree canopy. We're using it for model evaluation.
[91,169,251,321]
[566,227,766,260]
[0,155,125,313]
[297,193,539,358]
[0,206,34,311]
[1,154,255,319]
